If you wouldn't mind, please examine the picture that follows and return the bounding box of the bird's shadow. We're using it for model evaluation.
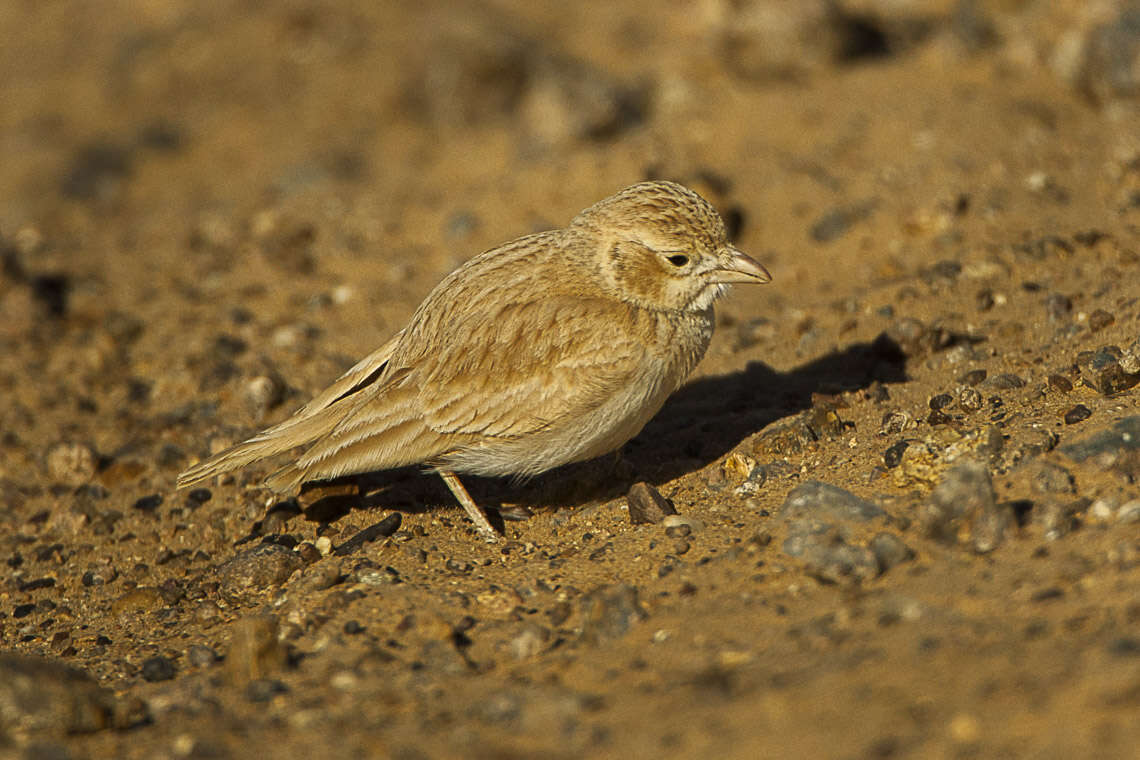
[280,335,908,528]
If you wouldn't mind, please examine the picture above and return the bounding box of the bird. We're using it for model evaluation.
[177,180,771,540]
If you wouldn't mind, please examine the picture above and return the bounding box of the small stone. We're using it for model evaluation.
[1048,374,1074,393]
[216,543,304,594]
[186,645,219,668]
[1064,405,1092,424]
[314,536,333,556]
[132,494,162,513]
[140,656,176,683]
[332,514,402,556]
[227,616,287,684]
[664,524,691,539]
[1087,309,1115,332]
[883,441,909,468]
[958,369,987,386]
[626,482,677,525]
[779,481,886,523]
[782,521,879,585]
[44,442,98,486]
[1120,338,1140,374]
[578,585,647,645]
[921,459,1009,553]
[111,587,165,616]
[1030,462,1076,495]
[957,387,983,411]
[984,373,1026,390]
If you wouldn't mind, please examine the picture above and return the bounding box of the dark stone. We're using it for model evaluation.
[626,482,677,525]
[1064,405,1093,425]
[1088,309,1115,332]
[1048,374,1074,393]
[810,200,877,243]
[216,543,304,593]
[883,441,909,468]
[60,141,132,201]
[984,373,1026,390]
[959,369,987,386]
[140,656,176,682]
[132,494,163,513]
[332,514,402,556]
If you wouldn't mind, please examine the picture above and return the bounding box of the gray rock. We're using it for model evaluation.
[1030,461,1076,495]
[578,585,647,645]
[1061,416,1140,460]
[782,521,879,585]
[626,482,677,525]
[216,543,304,594]
[779,481,886,524]
[1033,499,1088,541]
[920,459,1010,553]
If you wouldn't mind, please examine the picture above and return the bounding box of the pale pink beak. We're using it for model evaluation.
[711,245,771,284]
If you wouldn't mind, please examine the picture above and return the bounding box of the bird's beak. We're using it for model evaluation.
[710,245,771,284]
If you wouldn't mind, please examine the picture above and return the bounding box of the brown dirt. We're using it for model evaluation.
[2,1,1139,758]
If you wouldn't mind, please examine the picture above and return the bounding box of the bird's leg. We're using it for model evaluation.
[437,469,499,542]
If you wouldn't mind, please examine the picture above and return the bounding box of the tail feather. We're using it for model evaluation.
[176,333,404,491]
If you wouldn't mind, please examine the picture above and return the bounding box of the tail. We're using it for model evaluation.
[176,333,403,492]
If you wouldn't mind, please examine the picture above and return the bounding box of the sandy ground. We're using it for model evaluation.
[2,1,1140,758]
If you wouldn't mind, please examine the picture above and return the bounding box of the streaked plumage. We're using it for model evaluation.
[177,181,771,540]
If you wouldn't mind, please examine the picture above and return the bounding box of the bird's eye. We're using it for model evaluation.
[666,254,689,267]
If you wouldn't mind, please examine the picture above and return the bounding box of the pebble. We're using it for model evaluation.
[1048,374,1074,393]
[227,616,287,683]
[577,585,647,645]
[44,442,97,486]
[1063,405,1092,424]
[920,459,1009,553]
[0,654,124,738]
[626,482,677,525]
[216,543,304,594]
[140,656,176,682]
[186,645,219,668]
[1087,309,1115,332]
[332,514,402,556]
[983,373,1025,390]
[1030,462,1075,494]
[1076,346,1137,395]
[782,521,879,585]
[779,481,886,523]
[111,587,166,616]
[1120,337,1140,374]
